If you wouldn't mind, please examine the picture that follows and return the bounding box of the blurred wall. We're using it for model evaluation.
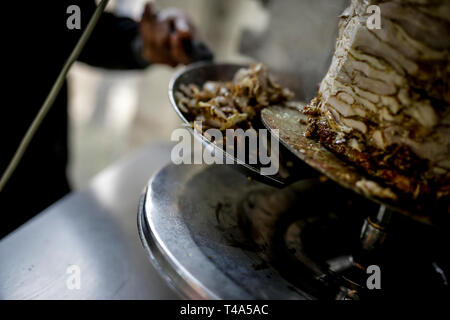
[239,0,347,99]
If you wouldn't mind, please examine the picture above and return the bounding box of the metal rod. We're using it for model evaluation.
[360,205,392,251]
[0,0,110,192]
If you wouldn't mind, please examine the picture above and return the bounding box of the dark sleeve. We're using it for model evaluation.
[78,5,149,70]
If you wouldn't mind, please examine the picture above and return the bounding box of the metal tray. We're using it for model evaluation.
[137,163,312,299]
[168,62,308,187]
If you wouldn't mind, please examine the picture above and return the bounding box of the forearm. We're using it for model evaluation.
[78,11,149,70]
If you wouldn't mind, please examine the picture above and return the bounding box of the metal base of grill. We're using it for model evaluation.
[138,164,449,300]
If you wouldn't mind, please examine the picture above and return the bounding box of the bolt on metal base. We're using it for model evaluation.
[360,205,392,251]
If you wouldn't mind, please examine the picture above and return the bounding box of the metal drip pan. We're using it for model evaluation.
[137,163,311,299]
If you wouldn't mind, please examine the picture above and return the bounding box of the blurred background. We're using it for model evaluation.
[68,0,346,189]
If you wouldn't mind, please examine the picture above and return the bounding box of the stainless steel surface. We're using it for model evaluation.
[139,162,310,300]
[168,62,303,187]
[0,143,179,300]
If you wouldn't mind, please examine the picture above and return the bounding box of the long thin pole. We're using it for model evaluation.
[0,0,110,192]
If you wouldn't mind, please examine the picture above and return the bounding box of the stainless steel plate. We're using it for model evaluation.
[138,163,450,300]
[138,163,311,300]
[168,62,306,187]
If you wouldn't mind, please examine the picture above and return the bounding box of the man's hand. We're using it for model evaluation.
[139,3,196,67]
